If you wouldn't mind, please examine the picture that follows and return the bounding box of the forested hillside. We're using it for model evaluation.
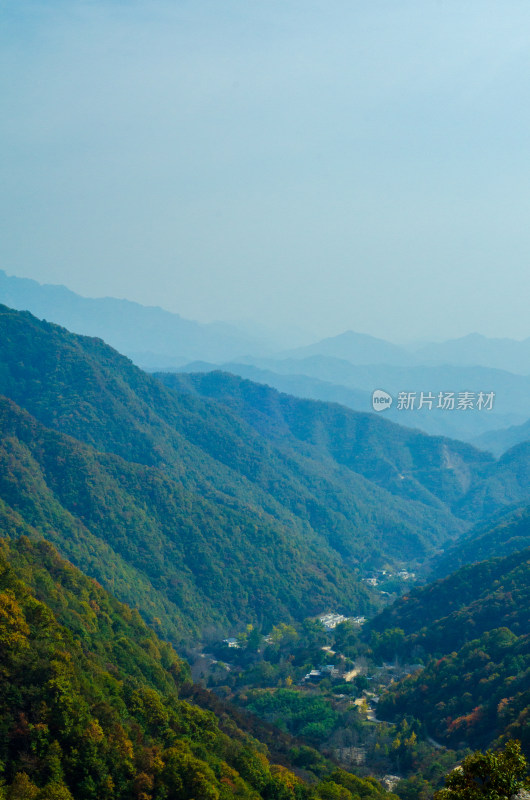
[0,394,369,644]
[0,303,497,651]
[0,308,528,797]
[158,371,493,513]
[371,547,530,755]
[371,548,529,648]
[157,371,530,523]
[2,304,530,649]
[432,504,530,577]
[0,304,476,570]
[0,535,396,800]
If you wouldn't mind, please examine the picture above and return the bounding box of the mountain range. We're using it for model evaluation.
[3,268,530,375]
[0,269,270,364]
[2,303,530,649]
[0,297,529,789]
[175,358,530,443]
[3,270,530,448]
[156,369,530,523]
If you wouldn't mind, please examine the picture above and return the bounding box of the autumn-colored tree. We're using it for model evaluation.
[434,740,529,800]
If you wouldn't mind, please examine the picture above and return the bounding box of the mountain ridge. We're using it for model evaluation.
[2,303,530,647]
[0,268,270,364]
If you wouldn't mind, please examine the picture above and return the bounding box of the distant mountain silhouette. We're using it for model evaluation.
[177,357,529,442]
[472,416,530,456]
[279,329,416,365]
[3,270,529,447]
[414,332,530,374]
[0,269,270,364]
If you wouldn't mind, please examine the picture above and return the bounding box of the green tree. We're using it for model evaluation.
[247,625,263,653]
[271,624,299,648]
[6,773,39,800]
[434,741,529,800]
[36,784,74,800]
[317,781,353,800]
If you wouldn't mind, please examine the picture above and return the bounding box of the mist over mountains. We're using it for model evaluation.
[2,269,530,451]
[0,269,272,364]
[3,1,530,793]
[0,297,529,791]
[178,358,530,444]
[3,268,530,372]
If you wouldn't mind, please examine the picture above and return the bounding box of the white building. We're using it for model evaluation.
[319,613,349,630]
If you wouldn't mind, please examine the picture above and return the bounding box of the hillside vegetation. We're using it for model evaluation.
[0,535,398,800]
[158,370,530,524]
[372,547,530,755]
[0,394,368,644]
[432,504,530,577]
[0,305,477,570]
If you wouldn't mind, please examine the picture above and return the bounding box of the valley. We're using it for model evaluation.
[3,6,530,798]
[0,304,528,800]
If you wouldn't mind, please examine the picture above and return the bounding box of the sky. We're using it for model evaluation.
[1,0,530,343]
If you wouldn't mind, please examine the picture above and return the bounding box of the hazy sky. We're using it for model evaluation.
[2,0,530,342]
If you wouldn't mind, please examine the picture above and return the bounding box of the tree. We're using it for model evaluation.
[36,784,74,800]
[434,740,529,800]
[6,773,39,800]
[271,624,299,649]
[247,626,263,653]
[317,781,353,800]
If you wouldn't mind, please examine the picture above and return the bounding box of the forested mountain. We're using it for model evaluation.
[0,393,373,644]
[156,370,530,523]
[1,303,530,648]
[432,505,530,577]
[0,306,481,633]
[0,302,529,799]
[4,270,530,447]
[174,360,373,416]
[157,372,489,509]
[371,547,530,755]
[1,304,486,529]
[211,356,529,441]
[0,303,470,645]
[0,535,395,800]
[371,547,529,647]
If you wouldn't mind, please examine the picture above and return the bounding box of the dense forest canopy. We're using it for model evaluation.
[0,535,399,800]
